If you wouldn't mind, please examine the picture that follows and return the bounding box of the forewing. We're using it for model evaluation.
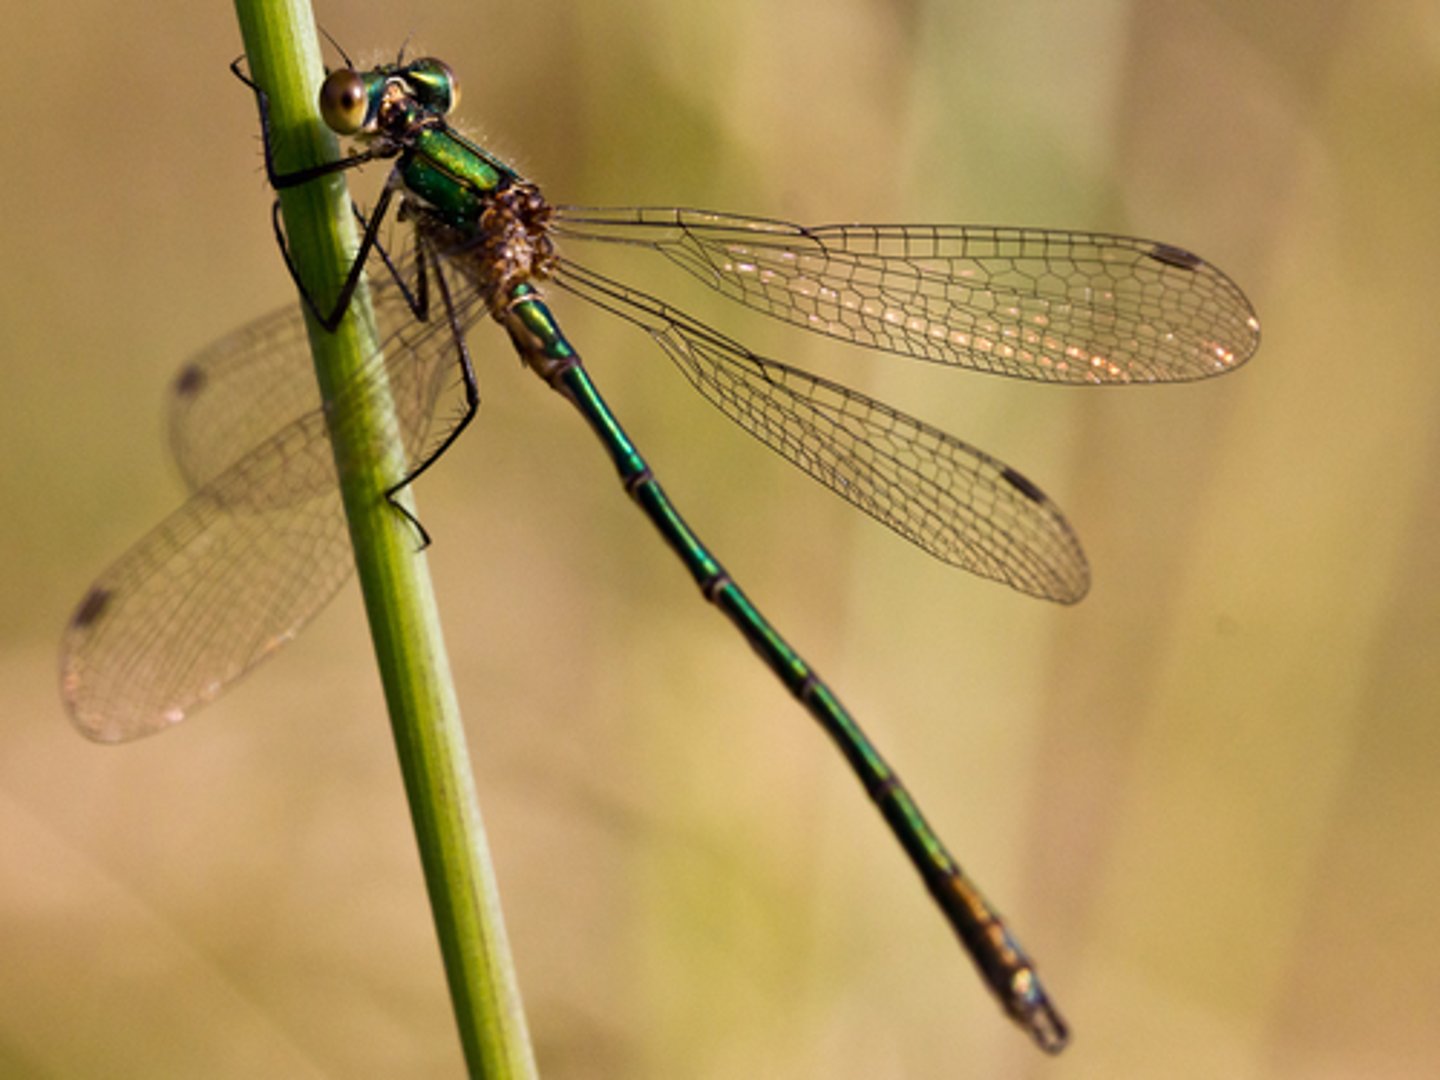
[63,242,492,741]
[167,241,484,500]
[60,410,353,741]
[553,207,1260,385]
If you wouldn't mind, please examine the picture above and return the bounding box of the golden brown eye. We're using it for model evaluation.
[319,69,368,135]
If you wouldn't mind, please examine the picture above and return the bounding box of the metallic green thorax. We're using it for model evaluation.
[402,126,516,229]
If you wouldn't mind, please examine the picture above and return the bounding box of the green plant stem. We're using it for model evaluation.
[230,4,536,1076]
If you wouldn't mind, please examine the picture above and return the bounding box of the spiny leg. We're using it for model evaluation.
[379,243,481,547]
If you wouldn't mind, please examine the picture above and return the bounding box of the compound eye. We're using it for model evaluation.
[407,58,459,114]
[319,69,368,134]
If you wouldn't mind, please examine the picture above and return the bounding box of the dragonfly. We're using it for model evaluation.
[60,49,1260,1053]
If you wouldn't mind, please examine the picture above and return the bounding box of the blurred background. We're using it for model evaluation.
[3,1,1437,1076]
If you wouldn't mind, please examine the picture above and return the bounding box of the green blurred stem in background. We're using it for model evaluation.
[230,2,537,1075]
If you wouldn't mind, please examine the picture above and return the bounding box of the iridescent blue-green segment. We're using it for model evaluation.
[59,50,1261,1053]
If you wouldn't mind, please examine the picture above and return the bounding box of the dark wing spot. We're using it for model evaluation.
[174,363,207,397]
[71,587,112,629]
[1148,243,1203,271]
[1001,466,1046,505]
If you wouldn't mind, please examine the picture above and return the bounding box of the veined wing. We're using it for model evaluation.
[167,242,488,498]
[61,410,354,742]
[61,247,490,742]
[552,207,1260,385]
[553,258,1089,604]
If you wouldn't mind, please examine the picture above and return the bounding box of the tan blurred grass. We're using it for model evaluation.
[2,1,1438,1077]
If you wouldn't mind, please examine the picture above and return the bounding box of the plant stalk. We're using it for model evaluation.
[230,4,536,1075]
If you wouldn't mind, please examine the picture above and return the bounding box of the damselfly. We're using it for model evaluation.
[60,50,1260,1052]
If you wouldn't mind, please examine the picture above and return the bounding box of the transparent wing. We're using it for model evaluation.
[552,207,1260,385]
[554,259,1089,604]
[61,414,354,742]
[68,200,1240,737]
[167,298,328,494]
[167,241,486,498]
[61,245,491,742]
